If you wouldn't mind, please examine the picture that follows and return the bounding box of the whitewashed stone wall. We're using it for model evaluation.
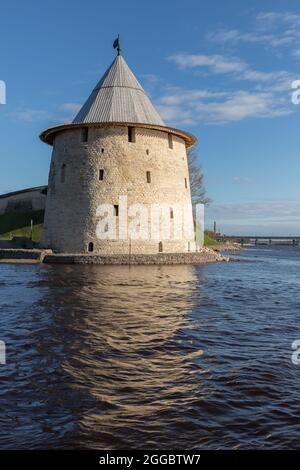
[42,125,195,254]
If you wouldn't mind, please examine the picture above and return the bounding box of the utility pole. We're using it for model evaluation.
[213,221,217,237]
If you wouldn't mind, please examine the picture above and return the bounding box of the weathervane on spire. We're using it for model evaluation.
[113,34,122,56]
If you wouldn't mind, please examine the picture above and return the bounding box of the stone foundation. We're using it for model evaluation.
[43,250,228,265]
[0,249,52,263]
[0,248,229,265]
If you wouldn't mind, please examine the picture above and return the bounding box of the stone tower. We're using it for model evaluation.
[40,47,197,255]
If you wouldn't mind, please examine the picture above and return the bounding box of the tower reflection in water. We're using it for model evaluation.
[35,264,206,449]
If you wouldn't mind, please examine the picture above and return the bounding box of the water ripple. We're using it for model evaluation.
[0,247,300,449]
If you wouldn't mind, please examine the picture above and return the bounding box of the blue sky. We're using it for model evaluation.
[0,0,300,235]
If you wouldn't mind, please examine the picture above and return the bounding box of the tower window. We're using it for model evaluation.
[146,171,151,183]
[128,127,136,143]
[99,169,104,181]
[60,164,66,183]
[168,133,173,149]
[81,127,89,143]
[185,178,188,189]
[88,242,94,253]
[170,208,174,219]
[159,242,163,253]
[101,148,105,154]
[146,149,149,155]
[114,205,119,217]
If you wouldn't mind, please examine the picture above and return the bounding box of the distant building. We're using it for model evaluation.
[40,45,197,254]
[0,186,47,215]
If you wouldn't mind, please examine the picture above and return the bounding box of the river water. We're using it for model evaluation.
[0,246,300,449]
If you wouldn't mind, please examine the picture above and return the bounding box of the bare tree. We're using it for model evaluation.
[187,146,211,206]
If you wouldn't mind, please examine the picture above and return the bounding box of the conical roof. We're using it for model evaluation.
[73,55,165,126]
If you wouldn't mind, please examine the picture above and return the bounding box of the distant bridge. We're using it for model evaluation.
[217,235,300,246]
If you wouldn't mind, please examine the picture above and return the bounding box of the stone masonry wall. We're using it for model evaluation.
[42,125,195,254]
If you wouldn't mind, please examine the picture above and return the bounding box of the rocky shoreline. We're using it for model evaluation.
[0,247,232,265]
[210,242,242,252]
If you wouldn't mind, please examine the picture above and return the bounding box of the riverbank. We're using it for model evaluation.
[210,242,242,252]
[0,248,230,265]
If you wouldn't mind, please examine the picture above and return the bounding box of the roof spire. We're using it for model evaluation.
[113,34,122,56]
[72,51,165,126]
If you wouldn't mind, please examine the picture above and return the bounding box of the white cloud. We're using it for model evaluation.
[208,11,300,57]
[208,29,296,48]
[198,91,291,123]
[233,176,255,185]
[168,53,294,89]
[240,69,286,83]
[140,74,160,84]
[168,54,247,74]
[162,49,295,126]
[11,102,82,123]
[59,102,82,114]
[157,104,196,126]
[256,11,300,29]
[292,47,300,59]
[206,201,300,235]
[157,88,292,126]
[207,201,300,219]
[159,88,226,106]
[11,109,53,122]
[207,29,272,45]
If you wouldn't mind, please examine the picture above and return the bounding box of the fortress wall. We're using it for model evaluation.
[0,188,47,215]
[42,125,195,254]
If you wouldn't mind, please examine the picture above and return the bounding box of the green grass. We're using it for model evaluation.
[204,233,219,246]
[0,210,44,243]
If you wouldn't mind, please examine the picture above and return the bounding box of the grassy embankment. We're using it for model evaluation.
[204,233,219,246]
[0,211,220,247]
[0,210,44,243]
